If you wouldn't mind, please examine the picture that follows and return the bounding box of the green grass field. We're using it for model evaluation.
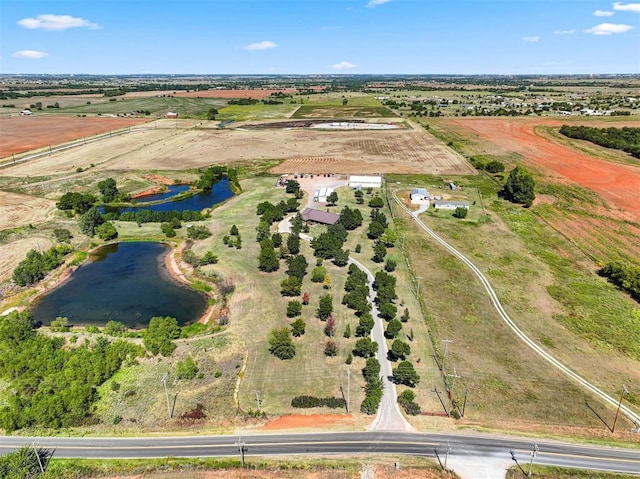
[216,103,298,122]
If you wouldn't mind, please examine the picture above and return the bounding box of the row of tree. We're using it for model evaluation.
[560,125,640,159]
[12,244,73,286]
[601,261,640,302]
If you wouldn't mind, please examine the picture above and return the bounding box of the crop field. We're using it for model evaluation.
[51,96,226,117]
[0,191,56,230]
[0,115,148,158]
[292,105,396,119]
[0,120,474,177]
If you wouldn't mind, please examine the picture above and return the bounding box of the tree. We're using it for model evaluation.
[503,166,535,207]
[343,323,352,338]
[353,337,378,358]
[485,160,505,173]
[369,196,384,208]
[96,221,118,240]
[397,389,421,415]
[311,232,342,259]
[324,340,337,356]
[0,446,54,478]
[311,265,327,283]
[326,191,338,206]
[286,300,302,318]
[176,357,199,379]
[258,239,279,272]
[50,316,70,332]
[355,313,374,337]
[144,316,180,356]
[161,222,177,237]
[79,206,104,237]
[98,178,118,203]
[339,205,363,230]
[104,320,127,336]
[400,308,410,323]
[207,107,218,120]
[269,328,296,359]
[380,228,397,247]
[384,259,397,272]
[317,294,333,320]
[324,315,336,336]
[291,318,306,337]
[200,251,218,265]
[280,276,302,296]
[453,207,468,219]
[187,225,211,239]
[230,224,239,236]
[362,357,380,382]
[286,254,308,279]
[389,339,411,361]
[367,220,385,240]
[302,291,310,305]
[271,232,282,248]
[256,220,271,242]
[372,240,387,263]
[391,360,420,387]
[53,228,73,242]
[287,232,301,255]
[285,180,300,194]
[385,318,403,339]
[332,248,350,267]
[379,302,397,321]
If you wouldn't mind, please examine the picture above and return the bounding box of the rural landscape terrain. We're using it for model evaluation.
[0,74,639,478]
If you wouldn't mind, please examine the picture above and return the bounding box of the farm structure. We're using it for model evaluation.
[313,187,335,203]
[301,208,340,225]
[432,200,470,210]
[348,175,382,189]
[410,188,430,204]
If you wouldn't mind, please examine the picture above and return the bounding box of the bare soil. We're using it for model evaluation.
[0,116,149,158]
[260,414,356,431]
[437,117,640,220]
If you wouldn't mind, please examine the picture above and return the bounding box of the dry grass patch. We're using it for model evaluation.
[0,191,56,230]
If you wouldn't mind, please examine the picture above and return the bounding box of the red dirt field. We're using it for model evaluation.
[261,414,355,431]
[439,117,640,221]
[0,116,148,158]
[175,88,298,99]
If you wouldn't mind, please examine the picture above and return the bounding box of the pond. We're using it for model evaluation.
[31,242,207,328]
[134,184,190,203]
[104,178,233,214]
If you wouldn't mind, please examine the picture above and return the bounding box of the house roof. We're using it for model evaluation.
[411,188,429,196]
[301,208,340,225]
[432,200,470,207]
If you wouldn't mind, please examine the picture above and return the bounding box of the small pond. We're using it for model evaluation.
[31,242,207,328]
[104,178,233,214]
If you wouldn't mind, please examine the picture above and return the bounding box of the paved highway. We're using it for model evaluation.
[0,432,638,474]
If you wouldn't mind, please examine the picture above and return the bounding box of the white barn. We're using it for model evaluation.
[348,175,382,189]
[313,186,334,203]
[410,188,430,204]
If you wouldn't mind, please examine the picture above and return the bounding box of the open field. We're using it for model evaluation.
[292,105,396,119]
[176,88,298,99]
[0,191,56,230]
[0,120,475,177]
[432,117,640,221]
[0,115,148,158]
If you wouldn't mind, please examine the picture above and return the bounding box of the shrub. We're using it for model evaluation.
[187,225,211,239]
[384,259,397,272]
[286,300,302,318]
[176,357,199,380]
[291,396,346,409]
[269,328,296,359]
[324,340,337,356]
[291,317,306,337]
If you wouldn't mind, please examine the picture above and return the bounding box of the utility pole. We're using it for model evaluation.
[432,386,449,417]
[612,384,629,432]
[510,449,527,478]
[236,437,247,467]
[441,339,453,373]
[254,390,261,413]
[415,276,423,297]
[527,442,539,477]
[161,373,172,419]
[347,364,351,414]
[32,442,45,473]
[446,369,461,413]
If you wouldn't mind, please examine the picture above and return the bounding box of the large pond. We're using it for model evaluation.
[104,178,233,214]
[32,242,207,328]
[134,184,190,203]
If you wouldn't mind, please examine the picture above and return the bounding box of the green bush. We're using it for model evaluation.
[291,395,346,409]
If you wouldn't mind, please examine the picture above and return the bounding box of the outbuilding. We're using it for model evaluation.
[166,112,178,118]
[410,188,430,204]
[432,200,470,210]
[348,175,382,189]
[313,187,335,203]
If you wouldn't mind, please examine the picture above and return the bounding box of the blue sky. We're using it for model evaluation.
[1,0,639,75]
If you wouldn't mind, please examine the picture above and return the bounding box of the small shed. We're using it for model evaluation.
[301,208,340,225]
[348,175,382,189]
[166,112,178,118]
[410,188,430,204]
[432,200,470,210]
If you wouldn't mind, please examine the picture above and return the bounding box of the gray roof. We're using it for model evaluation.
[301,208,340,225]
[411,188,429,196]
[432,200,469,207]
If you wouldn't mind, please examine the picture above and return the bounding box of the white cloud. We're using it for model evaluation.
[613,2,640,13]
[243,40,277,51]
[554,29,576,35]
[17,14,99,31]
[331,61,356,70]
[12,50,49,59]
[367,0,392,7]
[523,36,540,42]
[584,22,634,34]
[594,10,615,16]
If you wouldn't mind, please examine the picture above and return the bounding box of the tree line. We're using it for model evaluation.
[601,261,640,302]
[559,125,640,159]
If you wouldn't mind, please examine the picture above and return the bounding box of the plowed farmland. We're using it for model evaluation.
[0,116,149,158]
[0,191,56,230]
[437,117,640,221]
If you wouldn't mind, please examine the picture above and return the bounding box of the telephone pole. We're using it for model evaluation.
[415,276,423,297]
[527,442,539,477]
[446,369,461,413]
[441,339,453,373]
[161,373,172,419]
[254,390,261,413]
[235,437,247,467]
[347,364,351,414]
[612,384,629,432]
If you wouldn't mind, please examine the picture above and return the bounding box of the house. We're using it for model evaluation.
[313,187,334,203]
[348,175,382,189]
[410,188,430,204]
[432,200,470,210]
[166,112,178,118]
[301,208,340,225]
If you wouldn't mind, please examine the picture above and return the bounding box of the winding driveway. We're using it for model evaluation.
[392,190,640,427]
